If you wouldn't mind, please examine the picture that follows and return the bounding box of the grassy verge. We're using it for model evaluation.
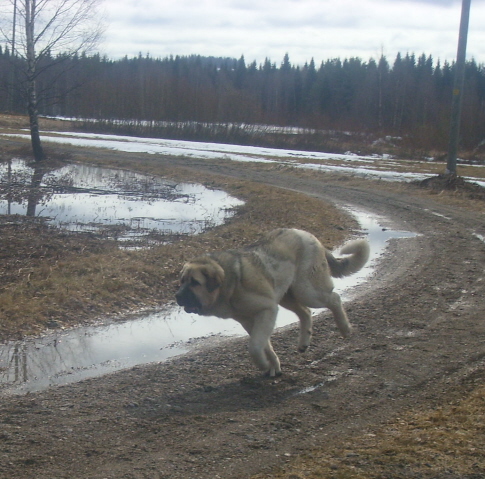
[0,161,356,341]
[254,375,485,478]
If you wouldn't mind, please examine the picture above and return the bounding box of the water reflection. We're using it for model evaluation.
[0,309,244,395]
[0,159,53,218]
[0,159,243,242]
[0,208,418,396]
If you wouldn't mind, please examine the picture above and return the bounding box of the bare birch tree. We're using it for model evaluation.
[0,0,104,161]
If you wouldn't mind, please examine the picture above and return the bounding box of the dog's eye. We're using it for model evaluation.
[190,278,200,287]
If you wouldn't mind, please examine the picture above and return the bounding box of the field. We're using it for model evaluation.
[0,115,484,478]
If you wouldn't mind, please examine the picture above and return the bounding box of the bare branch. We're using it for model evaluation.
[0,0,105,161]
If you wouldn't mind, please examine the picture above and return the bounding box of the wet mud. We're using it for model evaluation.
[1,145,484,479]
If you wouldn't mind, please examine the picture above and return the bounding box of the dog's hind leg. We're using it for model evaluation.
[325,291,352,337]
[293,285,352,338]
[280,292,313,352]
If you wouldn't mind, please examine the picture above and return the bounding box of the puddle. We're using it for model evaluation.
[335,207,417,299]
[0,208,417,396]
[0,310,244,396]
[0,159,243,243]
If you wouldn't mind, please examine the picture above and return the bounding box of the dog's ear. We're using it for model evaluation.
[179,264,190,282]
[203,264,225,292]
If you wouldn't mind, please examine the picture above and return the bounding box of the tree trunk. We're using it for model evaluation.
[27,90,45,162]
[25,0,45,162]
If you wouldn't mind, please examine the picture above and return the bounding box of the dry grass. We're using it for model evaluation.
[253,376,485,478]
[0,119,360,340]
[0,165,355,341]
[2,115,485,479]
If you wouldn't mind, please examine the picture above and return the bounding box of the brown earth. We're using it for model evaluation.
[1,132,485,478]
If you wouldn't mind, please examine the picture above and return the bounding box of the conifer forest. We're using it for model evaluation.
[1,48,484,151]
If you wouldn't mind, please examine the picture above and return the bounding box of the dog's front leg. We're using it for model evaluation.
[263,341,281,377]
[244,308,281,377]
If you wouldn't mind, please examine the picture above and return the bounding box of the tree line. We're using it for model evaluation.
[1,47,485,150]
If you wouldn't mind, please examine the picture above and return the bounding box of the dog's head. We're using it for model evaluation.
[175,257,225,315]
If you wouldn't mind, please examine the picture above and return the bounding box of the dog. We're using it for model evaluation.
[176,228,369,377]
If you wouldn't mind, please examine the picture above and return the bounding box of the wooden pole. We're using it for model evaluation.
[446,0,471,176]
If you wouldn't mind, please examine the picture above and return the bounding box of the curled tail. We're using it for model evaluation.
[325,239,370,278]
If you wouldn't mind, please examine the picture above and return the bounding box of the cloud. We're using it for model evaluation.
[101,0,485,65]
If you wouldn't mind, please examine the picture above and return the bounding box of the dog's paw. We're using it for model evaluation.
[298,345,309,353]
[339,323,353,338]
[342,328,353,338]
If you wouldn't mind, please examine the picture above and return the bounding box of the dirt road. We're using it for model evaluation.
[1,150,485,478]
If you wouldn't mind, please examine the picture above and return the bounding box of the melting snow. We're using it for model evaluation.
[2,130,485,186]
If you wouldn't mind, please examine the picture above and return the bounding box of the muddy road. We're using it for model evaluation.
[1,148,485,478]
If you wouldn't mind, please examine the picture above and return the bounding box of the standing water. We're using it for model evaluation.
[0,207,417,395]
[0,159,243,243]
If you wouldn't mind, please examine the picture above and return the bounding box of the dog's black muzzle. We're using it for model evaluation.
[175,284,202,314]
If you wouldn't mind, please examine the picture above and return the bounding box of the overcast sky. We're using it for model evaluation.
[101,0,485,66]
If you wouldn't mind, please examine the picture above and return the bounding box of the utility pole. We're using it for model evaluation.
[446,0,471,176]
[12,0,16,52]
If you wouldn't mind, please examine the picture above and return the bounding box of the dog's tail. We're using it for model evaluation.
[325,239,370,278]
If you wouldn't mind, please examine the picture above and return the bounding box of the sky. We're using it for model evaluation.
[100,0,485,66]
